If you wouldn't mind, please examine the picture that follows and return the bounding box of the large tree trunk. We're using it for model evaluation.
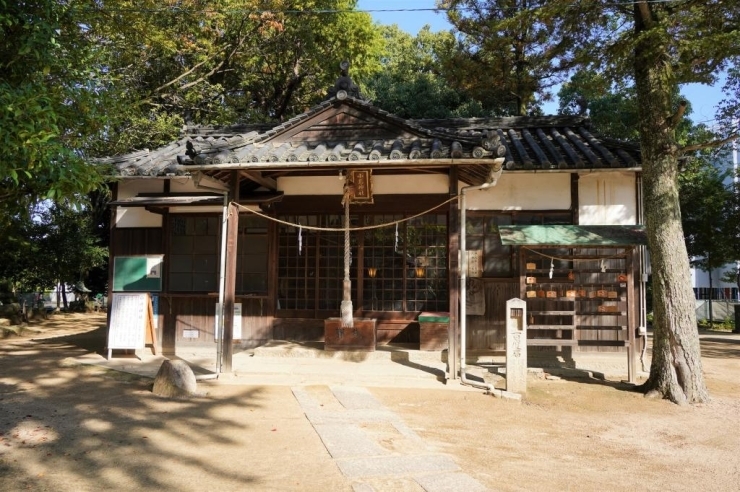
[633,3,708,404]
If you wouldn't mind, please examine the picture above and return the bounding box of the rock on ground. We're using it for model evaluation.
[152,359,198,398]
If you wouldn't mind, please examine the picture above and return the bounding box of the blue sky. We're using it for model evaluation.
[357,0,726,123]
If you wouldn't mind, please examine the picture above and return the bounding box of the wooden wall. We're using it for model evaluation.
[466,280,519,351]
[157,296,273,353]
[113,228,164,256]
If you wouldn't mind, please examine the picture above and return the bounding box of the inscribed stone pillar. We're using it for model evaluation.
[506,298,527,394]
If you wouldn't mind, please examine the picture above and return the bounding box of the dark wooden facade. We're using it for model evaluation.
[111,216,641,366]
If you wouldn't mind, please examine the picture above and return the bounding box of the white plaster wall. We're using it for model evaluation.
[374,174,448,194]
[462,173,571,211]
[115,179,164,228]
[578,172,637,225]
[277,174,448,195]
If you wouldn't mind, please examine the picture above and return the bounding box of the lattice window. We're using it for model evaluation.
[168,215,268,294]
[278,213,448,314]
[169,216,220,292]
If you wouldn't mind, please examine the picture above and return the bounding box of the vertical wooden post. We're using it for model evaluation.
[161,208,174,354]
[627,247,637,383]
[222,171,240,373]
[447,168,459,379]
[571,173,580,224]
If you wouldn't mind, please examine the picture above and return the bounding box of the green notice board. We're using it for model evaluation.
[112,256,163,292]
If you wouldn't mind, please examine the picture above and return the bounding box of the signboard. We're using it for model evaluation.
[112,255,164,292]
[349,169,373,204]
[467,250,483,277]
[215,303,242,340]
[107,293,158,359]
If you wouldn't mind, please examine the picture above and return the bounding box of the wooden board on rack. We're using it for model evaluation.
[107,293,158,360]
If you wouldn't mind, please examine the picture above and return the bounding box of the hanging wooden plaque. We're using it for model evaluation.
[349,169,373,204]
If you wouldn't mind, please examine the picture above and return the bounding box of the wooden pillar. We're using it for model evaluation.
[222,171,240,372]
[571,173,580,224]
[447,168,459,379]
[627,247,637,383]
[161,208,175,355]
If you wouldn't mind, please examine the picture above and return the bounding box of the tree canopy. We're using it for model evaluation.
[88,0,384,156]
[0,0,384,213]
[364,25,487,118]
[440,0,603,115]
[0,0,113,221]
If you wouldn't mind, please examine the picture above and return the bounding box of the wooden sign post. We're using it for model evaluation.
[107,292,158,360]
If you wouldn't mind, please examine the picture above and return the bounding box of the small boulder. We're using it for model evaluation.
[152,360,197,398]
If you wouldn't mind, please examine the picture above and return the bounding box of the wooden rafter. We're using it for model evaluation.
[240,170,277,190]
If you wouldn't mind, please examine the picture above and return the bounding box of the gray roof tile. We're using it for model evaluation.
[94,97,641,181]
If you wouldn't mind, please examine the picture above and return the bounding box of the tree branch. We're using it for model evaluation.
[154,57,216,93]
[667,100,688,129]
[681,133,738,154]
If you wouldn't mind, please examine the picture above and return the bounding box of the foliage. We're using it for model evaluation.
[439,0,603,115]
[697,317,735,332]
[1,0,384,302]
[87,0,384,156]
[557,71,641,141]
[364,25,485,118]
[0,0,111,219]
[679,141,737,275]
[0,201,108,298]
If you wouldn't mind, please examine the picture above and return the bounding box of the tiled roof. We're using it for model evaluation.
[95,97,641,186]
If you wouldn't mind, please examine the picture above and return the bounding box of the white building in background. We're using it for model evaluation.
[690,138,739,313]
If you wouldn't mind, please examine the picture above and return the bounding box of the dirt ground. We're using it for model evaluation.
[1,313,739,491]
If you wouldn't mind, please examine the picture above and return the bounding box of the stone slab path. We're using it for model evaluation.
[292,385,489,492]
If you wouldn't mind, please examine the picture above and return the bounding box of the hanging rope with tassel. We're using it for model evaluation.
[340,176,355,328]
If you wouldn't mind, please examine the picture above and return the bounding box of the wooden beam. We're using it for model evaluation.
[240,170,277,190]
[222,171,240,372]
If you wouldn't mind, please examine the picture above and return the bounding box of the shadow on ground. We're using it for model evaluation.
[0,316,272,490]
